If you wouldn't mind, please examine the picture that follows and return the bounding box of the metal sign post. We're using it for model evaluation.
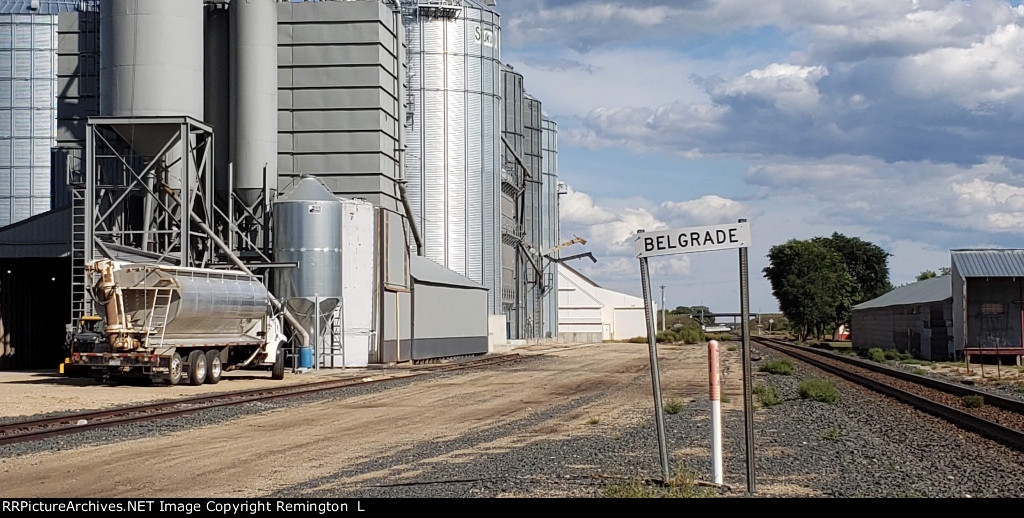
[638,229,671,483]
[634,220,755,494]
[737,218,755,494]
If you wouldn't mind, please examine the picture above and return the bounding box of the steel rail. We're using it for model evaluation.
[751,336,1024,452]
[0,354,523,446]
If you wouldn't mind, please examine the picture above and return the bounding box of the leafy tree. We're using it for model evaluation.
[763,239,856,341]
[670,306,691,315]
[690,305,714,324]
[812,233,892,303]
[916,267,950,281]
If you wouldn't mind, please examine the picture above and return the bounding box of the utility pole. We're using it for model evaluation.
[660,285,666,332]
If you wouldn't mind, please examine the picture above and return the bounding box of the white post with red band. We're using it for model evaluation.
[709,339,723,485]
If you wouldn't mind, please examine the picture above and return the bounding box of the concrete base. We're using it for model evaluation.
[487,314,508,353]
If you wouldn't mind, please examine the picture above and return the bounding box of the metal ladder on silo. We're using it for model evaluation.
[69,183,88,324]
[324,304,346,369]
[145,289,174,347]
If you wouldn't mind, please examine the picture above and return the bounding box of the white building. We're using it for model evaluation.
[557,264,653,343]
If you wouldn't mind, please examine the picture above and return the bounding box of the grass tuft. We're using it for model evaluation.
[601,468,716,498]
[759,359,794,375]
[961,395,984,409]
[587,416,601,425]
[663,398,685,415]
[822,427,840,441]
[752,384,783,407]
[798,378,839,405]
[866,348,887,363]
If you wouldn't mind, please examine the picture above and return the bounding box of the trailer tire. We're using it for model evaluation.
[205,349,222,385]
[165,352,183,386]
[187,350,207,386]
[271,349,285,380]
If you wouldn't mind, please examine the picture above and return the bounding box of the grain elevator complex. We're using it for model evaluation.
[0,0,569,374]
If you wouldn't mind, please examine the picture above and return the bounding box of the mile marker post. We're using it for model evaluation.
[637,229,671,483]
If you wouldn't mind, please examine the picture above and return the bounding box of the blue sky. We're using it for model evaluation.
[494,0,1024,314]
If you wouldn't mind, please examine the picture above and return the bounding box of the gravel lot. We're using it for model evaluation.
[3,341,1024,498]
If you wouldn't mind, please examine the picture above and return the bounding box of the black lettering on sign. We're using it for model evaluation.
[703,231,714,245]
[645,237,655,252]
[729,228,738,243]
[677,234,686,248]
[716,229,726,243]
[690,232,699,246]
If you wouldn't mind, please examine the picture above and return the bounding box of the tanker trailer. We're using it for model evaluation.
[67,259,286,385]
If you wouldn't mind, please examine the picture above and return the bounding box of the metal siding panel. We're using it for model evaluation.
[32,137,47,163]
[31,194,47,215]
[11,78,26,103]
[31,165,45,196]
[423,52,443,90]
[12,138,28,166]
[11,106,26,135]
[446,16,463,55]
[0,197,9,226]
[11,166,27,195]
[0,23,10,47]
[32,78,49,108]
[0,51,9,75]
[447,89,465,276]
[12,194,28,220]
[423,89,446,265]
[13,22,28,47]
[0,166,9,195]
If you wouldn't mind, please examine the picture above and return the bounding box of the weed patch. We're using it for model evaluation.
[798,378,839,405]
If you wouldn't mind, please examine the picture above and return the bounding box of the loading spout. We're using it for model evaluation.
[397,179,423,256]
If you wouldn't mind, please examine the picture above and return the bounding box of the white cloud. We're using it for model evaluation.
[660,195,748,226]
[559,185,618,225]
[711,63,829,113]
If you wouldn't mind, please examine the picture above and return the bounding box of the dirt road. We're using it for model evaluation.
[0,342,747,498]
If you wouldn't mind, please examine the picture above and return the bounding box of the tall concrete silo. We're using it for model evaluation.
[0,0,79,227]
[402,0,502,315]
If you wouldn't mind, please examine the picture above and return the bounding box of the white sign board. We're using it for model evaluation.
[634,222,751,258]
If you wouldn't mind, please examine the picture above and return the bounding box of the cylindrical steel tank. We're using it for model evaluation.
[100,0,204,193]
[541,116,558,339]
[204,2,231,205]
[99,0,204,120]
[0,1,79,226]
[272,176,343,347]
[230,0,277,208]
[105,264,269,340]
[402,0,502,314]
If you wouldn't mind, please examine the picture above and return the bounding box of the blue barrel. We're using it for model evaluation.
[297,346,313,369]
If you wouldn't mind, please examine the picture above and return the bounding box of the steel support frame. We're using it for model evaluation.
[80,116,214,319]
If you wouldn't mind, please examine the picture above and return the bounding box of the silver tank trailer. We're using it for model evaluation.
[102,264,269,344]
[273,176,343,347]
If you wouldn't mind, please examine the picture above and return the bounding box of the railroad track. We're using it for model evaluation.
[0,353,523,447]
[751,335,1024,452]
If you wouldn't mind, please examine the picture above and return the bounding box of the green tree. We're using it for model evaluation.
[763,239,856,341]
[812,233,892,303]
[916,270,937,281]
[690,305,714,324]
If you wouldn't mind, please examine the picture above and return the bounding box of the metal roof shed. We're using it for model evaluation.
[410,255,488,361]
[950,250,1024,361]
[851,275,952,360]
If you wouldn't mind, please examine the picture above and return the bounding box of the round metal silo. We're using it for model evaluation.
[230,0,277,208]
[402,0,502,314]
[273,176,343,358]
[100,0,204,193]
[99,0,204,120]
[0,0,78,227]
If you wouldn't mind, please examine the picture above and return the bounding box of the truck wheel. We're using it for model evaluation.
[165,352,183,386]
[271,350,285,380]
[187,350,207,386]
[205,349,222,385]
